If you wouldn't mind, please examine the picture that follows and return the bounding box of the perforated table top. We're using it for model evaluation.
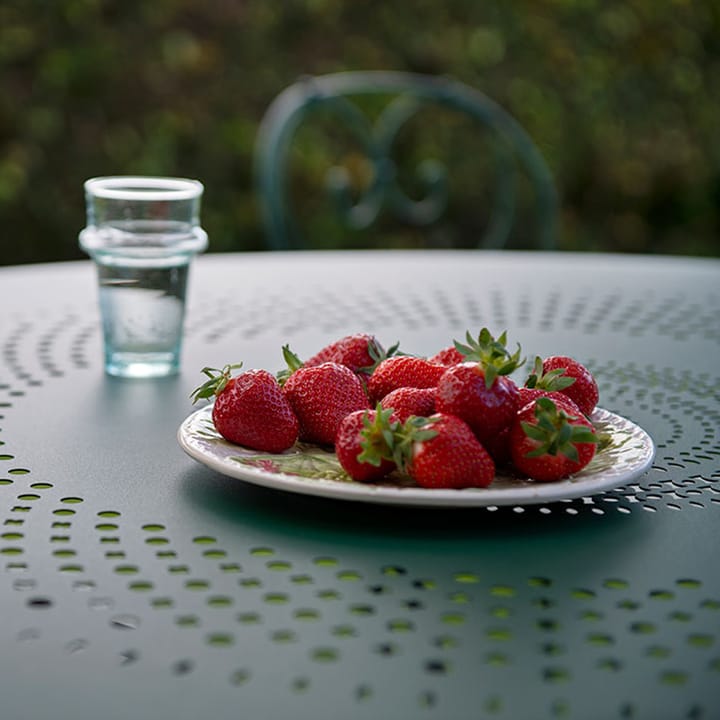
[0,250,718,720]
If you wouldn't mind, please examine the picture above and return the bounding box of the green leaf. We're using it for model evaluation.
[453,327,525,387]
[357,406,398,466]
[190,363,243,404]
[569,427,599,444]
[277,345,304,384]
[413,428,440,442]
[524,446,550,459]
[525,356,577,391]
[361,339,402,374]
[385,415,440,471]
[521,395,598,460]
[549,375,576,391]
[559,443,580,463]
[557,422,572,447]
[484,364,499,389]
[521,421,547,442]
[525,356,543,388]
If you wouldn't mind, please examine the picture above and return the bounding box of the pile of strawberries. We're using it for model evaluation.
[191,330,600,488]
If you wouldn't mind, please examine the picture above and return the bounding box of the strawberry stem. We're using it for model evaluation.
[277,345,304,385]
[356,405,399,467]
[454,328,524,388]
[359,339,402,374]
[190,363,243,403]
[521,397,597,461]
[525,356,576,391]
[388,415,440,471]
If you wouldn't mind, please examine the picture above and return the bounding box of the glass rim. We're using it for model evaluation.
[84,176,204,201]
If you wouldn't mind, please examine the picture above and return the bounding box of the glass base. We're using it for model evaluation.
[105,352,179,379]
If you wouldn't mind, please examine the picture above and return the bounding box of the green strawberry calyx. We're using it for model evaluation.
[454,328,525,388]
[525,356,576,391]
[387,415,440,472]
[190,363,244,404]
[277,345,305,386]
[359,339,402,375]
[520,397,598,463]
[356,405,401,467]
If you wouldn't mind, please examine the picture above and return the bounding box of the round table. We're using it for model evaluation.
[1,250,718,720]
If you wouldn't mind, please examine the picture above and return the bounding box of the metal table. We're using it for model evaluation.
[0,251,718,720]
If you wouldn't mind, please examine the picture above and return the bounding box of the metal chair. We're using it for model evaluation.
[254,71,558,251]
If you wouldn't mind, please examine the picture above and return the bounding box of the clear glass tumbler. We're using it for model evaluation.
[79,176,208,378]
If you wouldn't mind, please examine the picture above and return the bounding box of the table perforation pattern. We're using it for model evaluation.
[1,252,718,720]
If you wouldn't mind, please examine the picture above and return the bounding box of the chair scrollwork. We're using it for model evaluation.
[255,71,558,250]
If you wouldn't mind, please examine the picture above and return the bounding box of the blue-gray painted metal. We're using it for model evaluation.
[255,71,558,250]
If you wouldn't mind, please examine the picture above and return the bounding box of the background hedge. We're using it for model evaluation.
[1,0,718,265]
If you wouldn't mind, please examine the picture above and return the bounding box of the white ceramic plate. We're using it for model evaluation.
[178,406,655,507]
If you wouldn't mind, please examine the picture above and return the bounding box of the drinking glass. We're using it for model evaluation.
[79,176,208,378]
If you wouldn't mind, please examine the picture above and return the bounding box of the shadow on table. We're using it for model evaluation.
[178,463,651,556]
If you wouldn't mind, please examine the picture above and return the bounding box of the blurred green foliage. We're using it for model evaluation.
[1,0,718,264]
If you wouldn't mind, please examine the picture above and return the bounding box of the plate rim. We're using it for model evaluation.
[177,406,656,507]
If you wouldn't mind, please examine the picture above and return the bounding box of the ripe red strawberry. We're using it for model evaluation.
[435,328,523,445]
[367,356,446,403]
[525,355,599,416]
[436,363,519,445]
[191,364,298,452]
[393,413,495,489]
[379,386,436,423]
[304,333,396,377]
[517,386,582,415]
[453,328,524,382]
[335,407,398,482]
[429,346,466,366]
[481,426,512,467]
[509,396,598,482]
[281,347,370,445]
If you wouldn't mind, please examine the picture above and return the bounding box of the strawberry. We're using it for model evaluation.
[525,355,599,416]
[452,328,525,386]
[392,413,495,489]
[379,386,436,423]
[481,426,512,467]
[281,346,370,445]
[304,333,397,377]
[335,407,398,482]
[517,386,582,416]
[191,364,298,453]
[367,356,446,403]
[436,363,520,445]
[435,329,524,445]
[509,396,598,482]
[429,346,466,366]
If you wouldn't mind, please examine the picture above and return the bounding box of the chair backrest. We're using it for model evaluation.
[254,71,558,251]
